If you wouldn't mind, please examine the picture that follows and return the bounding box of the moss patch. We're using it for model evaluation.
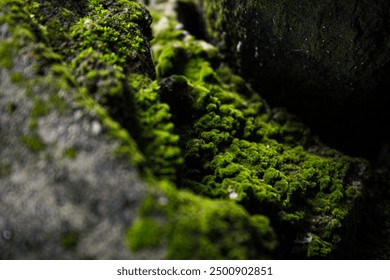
[130,181,277,259]
[127,218,163,251]
[19,134,46,153]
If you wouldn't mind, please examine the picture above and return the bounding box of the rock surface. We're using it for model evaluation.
[189,0,390,158]
[0,0,152,259]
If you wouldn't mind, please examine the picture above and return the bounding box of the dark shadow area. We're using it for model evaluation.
[175,0,207,40]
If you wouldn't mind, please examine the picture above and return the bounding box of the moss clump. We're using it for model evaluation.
[129,74,184,181]
[70,47,131,124]
[148,13,368,258]
[126,218,163,251]
[307,234,333,258]
[0,41,14,69]
[63,147,78,159]
[129,182,277,259]
[61,233,78,249]
[19,134,46,153]
[68,0,154,77]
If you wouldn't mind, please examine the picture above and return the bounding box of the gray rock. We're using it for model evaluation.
[0,1,157,259]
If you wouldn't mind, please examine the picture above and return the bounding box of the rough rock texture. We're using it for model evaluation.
[0,0,374,259]
[188,0,390,158]
[0,0,152,259]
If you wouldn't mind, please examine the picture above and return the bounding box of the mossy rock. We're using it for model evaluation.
[128,182,278,259]
[0,0,151,259]
[187,0,390,158]
[0,0,375,259]
[147,11,371,258]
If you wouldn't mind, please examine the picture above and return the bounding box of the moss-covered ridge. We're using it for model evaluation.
[188,0,390,161]
[149,9,369,258]
[1,0,370,259]
[1,0,278,259]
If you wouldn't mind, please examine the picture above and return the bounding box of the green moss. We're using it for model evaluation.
[129,74,184,182]
[130,181,277,259]
[70,48,131,125]
[63,147,78,159]
[10,71,23,84]
[0,41,15,69]
[149,12,367,258]
[76,88,145,167]
[61,233,78,249]
[3,0,370,259]
[127,218,163,251]
[67,0,153,75]
[167,192,277,259]
[31,99,49,118]
[0,163,12,177]
[20,134,45,153]
[5,103,17,114]
[307,234,333,258]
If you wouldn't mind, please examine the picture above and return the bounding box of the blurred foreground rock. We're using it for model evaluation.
[0,0,168,259]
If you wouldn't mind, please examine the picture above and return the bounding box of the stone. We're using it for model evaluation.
[0,0,154,259]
